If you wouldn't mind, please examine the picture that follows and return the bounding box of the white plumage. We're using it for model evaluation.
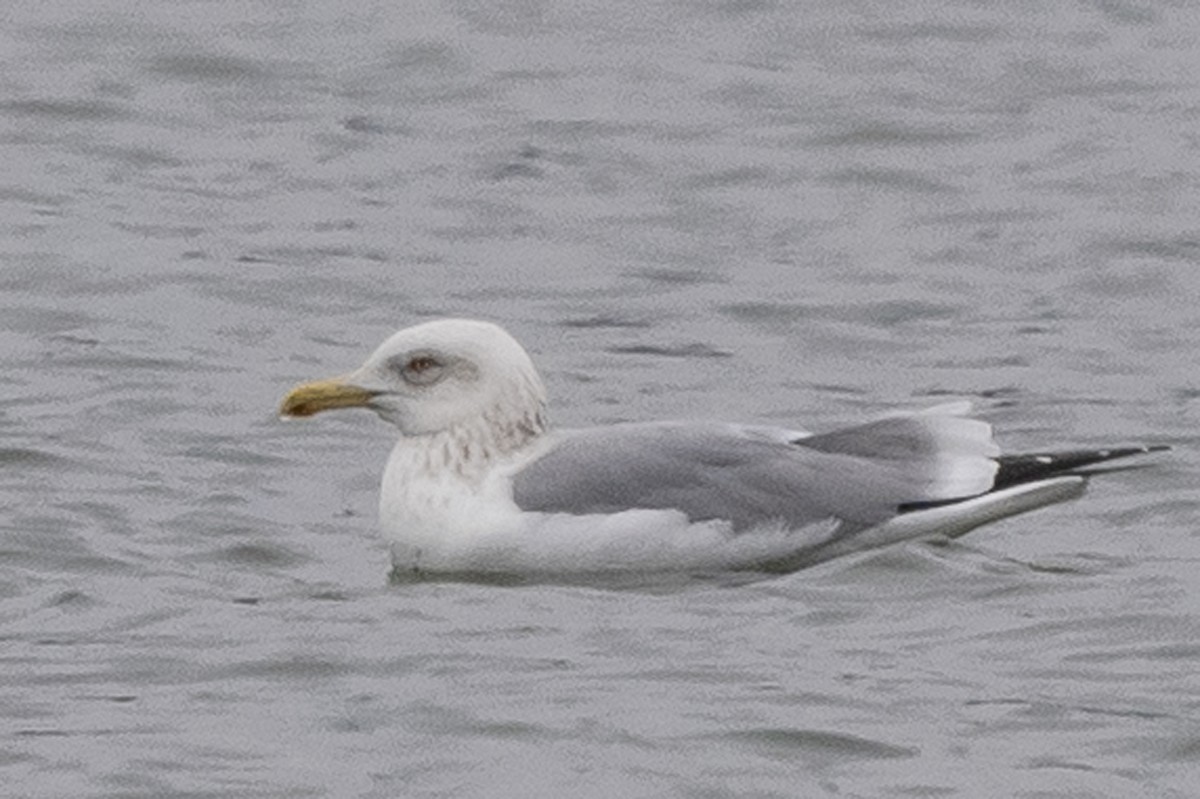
[279,319,1163,578]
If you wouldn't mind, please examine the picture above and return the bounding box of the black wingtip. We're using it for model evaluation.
[898,443,1168,514]
[992,444,1170,491]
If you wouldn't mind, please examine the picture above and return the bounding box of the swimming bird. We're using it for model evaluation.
[279,319,1166,578]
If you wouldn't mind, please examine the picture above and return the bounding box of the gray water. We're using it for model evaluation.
[2,1,1198,796]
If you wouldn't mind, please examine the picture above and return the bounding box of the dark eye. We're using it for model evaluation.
[394,352,445,385]
[406,356,439,374]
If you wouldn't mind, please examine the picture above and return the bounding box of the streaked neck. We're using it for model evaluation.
[395,400,546,483]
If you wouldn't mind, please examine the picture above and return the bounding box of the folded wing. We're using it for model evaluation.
[511,408,1001,531]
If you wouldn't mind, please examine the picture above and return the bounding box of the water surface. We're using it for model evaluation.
[2,1,1198,797]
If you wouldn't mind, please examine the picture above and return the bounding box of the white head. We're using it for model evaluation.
[280,319,547,450]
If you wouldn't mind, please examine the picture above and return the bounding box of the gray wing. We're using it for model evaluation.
[511,412,1000,532]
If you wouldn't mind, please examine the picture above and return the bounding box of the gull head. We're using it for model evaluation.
[280,319,547,445]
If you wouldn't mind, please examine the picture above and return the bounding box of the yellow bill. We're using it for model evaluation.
[279,377,377,418]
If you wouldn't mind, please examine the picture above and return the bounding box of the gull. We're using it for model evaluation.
[279,319,1166,578]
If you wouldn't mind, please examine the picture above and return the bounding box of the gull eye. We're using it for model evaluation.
[394,352,445,386]
[407,356,439,374]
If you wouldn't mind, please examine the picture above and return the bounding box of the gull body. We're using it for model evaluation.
[279,319,1165,578]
